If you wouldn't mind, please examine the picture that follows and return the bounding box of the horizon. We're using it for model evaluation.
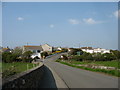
[1,44,118,50]
[2,2,118,50]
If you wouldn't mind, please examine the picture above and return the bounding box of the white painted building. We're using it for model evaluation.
[41,44,53,52]
[82,49,94,54]
[23,45,43,59]
[93,48,110,54]
[81,47,110,54]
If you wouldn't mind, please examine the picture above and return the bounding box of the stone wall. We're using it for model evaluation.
[2,64,44,89]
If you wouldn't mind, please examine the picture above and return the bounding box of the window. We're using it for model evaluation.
[37,50,40,53]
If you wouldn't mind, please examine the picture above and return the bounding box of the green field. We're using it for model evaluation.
[56,59,120,77]
[66,60,120,69]
[2,62,39,78]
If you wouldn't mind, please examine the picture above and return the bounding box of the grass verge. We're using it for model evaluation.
[2,62,39,78]
[56,59,120,77]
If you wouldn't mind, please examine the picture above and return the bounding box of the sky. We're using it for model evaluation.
[2,2,118,49]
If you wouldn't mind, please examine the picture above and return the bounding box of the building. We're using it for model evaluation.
[23,45,43,59]
[81,47,94,54]
[93,48,110,54]
[81,47,110,54]
[53,47,62,51]
[2,47,13,53]
[41,44,53,52]
[23,44,53,59]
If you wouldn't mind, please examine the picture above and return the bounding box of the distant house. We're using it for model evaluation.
[81,47,94,54]
[41,44,53,52]
[93,48,110,54]
[23,45,43,59]
[53,47,62,51]
[2,47,13,53]
[23,44,53,59]
[81,47,110,54]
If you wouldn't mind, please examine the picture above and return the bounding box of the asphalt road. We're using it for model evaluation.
[42,53,118,88]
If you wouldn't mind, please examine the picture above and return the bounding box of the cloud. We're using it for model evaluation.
[83,18,103,24]
[113,10,120,18]
[17,17,24,21]
[50,24,54,28]
[68,19,79,24]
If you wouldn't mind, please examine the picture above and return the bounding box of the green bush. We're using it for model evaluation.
[41,51,48,58]
[71,56,83,61]
[2,52,18,63]
[22,58,33,63]
[68,48,83,55]
[61,55,68,60]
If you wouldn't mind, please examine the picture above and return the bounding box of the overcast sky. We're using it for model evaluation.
[2,2,118,49]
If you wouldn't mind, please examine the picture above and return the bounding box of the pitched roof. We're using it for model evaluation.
[81,47,93,49]
[24,45,43,51]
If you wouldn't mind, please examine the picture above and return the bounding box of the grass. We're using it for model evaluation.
[2,62,39,78]
[56,59,120,77]
[62,60,120,69]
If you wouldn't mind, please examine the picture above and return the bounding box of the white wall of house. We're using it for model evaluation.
[42,44,52,52]
[82,48,110,54]
[102,50,110,53]
[57,47,62,51]
[93,48,110,54]
[81,49,94,53]
[31,53,41,59]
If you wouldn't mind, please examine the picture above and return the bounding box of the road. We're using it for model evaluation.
[40,53,118,88]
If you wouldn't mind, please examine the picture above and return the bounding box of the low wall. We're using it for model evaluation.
[2,64,44,89]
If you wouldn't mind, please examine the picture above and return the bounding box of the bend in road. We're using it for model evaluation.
[43,53,118,88]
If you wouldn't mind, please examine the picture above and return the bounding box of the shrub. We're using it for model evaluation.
[2,52,18,63]
[61,55,68,60]
[22,58,33,63]
[41,51,48,58]
[110,50,120,59]
[71,56,83,61]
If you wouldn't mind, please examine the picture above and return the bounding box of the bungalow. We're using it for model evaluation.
[81,47,94,54]
[2,47,13,53]
[81,47,110,54]
[93,48,110,54]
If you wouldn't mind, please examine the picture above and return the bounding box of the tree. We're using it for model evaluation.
[110,50,120,59]
[102,53,116,61]
[41,52,48,58]
[13,47,22,57]
[22,51,33,59]
[2,52,17,63]
[68,48,76,55]
[22,51,33,62]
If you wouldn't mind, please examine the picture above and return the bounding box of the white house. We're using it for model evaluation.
[23,45,43,59]
[93,48,110,54]
[81,47,110,54]
[41,44,53,52]
[81,47,94,54]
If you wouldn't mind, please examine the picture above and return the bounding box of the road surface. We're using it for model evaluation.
[41,53,118,88]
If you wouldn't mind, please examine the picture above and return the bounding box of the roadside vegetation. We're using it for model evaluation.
[2,47,40,78]
[1,47,68,78]
[56,48,120,77]
[2,62,39,78]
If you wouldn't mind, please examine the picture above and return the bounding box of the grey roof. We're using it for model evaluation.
[24,45,43,51]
